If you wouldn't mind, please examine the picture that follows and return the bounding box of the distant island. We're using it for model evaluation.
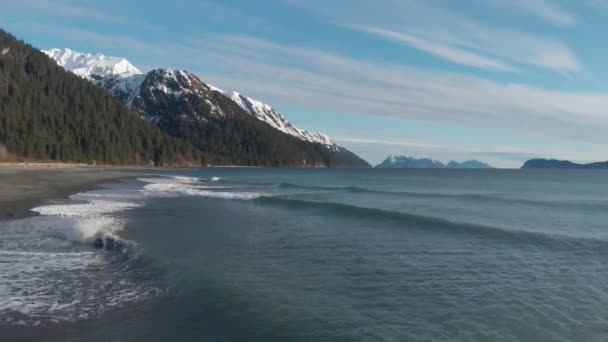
[376,155,493,169]
[521,159,608,169]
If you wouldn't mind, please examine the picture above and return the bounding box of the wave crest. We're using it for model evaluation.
[140,176,261,200]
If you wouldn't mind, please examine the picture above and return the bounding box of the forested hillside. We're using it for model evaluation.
[44,48,370,168]
[130,69,370,167]
[0,29,202,166]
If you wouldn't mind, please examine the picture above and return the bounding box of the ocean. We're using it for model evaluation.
[3,168,608,341]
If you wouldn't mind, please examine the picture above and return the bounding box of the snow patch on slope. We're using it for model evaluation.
[208,84,224,94]
[43,48,142,79]
[43,48,145,104]
[230,92,336,148]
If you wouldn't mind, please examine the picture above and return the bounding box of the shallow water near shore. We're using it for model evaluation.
[3,168,608,341]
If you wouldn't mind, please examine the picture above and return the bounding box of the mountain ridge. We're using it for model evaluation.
[521,159,608,169]
[42,48,338,149]
[375,155,492,169]
[42,47,369,167]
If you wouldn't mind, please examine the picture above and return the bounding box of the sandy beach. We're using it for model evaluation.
[0,165,140,220]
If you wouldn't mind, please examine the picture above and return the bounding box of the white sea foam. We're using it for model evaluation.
[0,181,159,325]
[142,180,261,200]
[0,244,158,325]
[0,214,158,325]
[138,175,260,200]
[137,176,199,185]
[173,175,200,183]
[2,173,258,325]
[68,216,123,244]
[30,188,144,247]
[139,175,200,184]
[31,199,140,218]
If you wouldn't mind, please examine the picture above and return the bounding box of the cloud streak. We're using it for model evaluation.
[353,26,515,72]
[185,35,607,148]
[486,0,577,27]
[3,0,156,31]
[285,0,581,73]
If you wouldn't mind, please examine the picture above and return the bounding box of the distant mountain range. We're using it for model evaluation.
[375,155,493,169]
[521,159,608,169]
[446,160,493,169]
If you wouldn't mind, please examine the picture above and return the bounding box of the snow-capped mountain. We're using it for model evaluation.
[129,68,231,127]
[43,48,144,104]
[376,155,493,169]
[376,155,445,168]
[446,160,493,169]
[229,92,335,147]
[43,48,141,78]
[42,48,336,148]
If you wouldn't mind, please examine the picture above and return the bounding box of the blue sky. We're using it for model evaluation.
[3,0,608,167]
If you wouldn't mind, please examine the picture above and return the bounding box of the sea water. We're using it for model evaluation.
[2,168,608,341]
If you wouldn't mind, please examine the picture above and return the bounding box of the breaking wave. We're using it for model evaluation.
[0,174,264,326]
[139,176,261,200]
[0,181,159,326]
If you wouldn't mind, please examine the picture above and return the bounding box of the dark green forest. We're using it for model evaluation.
[0,28,369,167]
[0,29,202,166]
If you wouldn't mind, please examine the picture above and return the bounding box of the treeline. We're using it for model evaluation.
[0,29,202,166]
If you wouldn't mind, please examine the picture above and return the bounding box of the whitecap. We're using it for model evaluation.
[0,180,159,325]
[142,181,261,200]
[31,200,140,218]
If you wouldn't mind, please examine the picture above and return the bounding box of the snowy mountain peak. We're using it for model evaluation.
[43,47,336,148]
[43,48,142,79]
[230,92,336,148]
[377,155,493,168]
[377,155,444,168]
[148,68,197,89]
[208,84,224,94]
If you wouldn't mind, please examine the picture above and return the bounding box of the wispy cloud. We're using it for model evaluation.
[4,23,181,71]
[3,0,155,30]
[353,26,515,72]
[485,0,576,27]
[183,35,606,148]
[334,137,442,150]
[284,0,581,73]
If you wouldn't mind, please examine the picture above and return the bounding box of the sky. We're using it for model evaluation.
[2,0,608,167]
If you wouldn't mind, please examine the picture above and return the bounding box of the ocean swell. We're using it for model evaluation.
[276,182,608,210]
[256,196,608,251]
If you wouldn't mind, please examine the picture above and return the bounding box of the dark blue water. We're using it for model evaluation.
[4,169,608,341]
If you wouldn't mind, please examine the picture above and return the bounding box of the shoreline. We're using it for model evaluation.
[0,167,145,221]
